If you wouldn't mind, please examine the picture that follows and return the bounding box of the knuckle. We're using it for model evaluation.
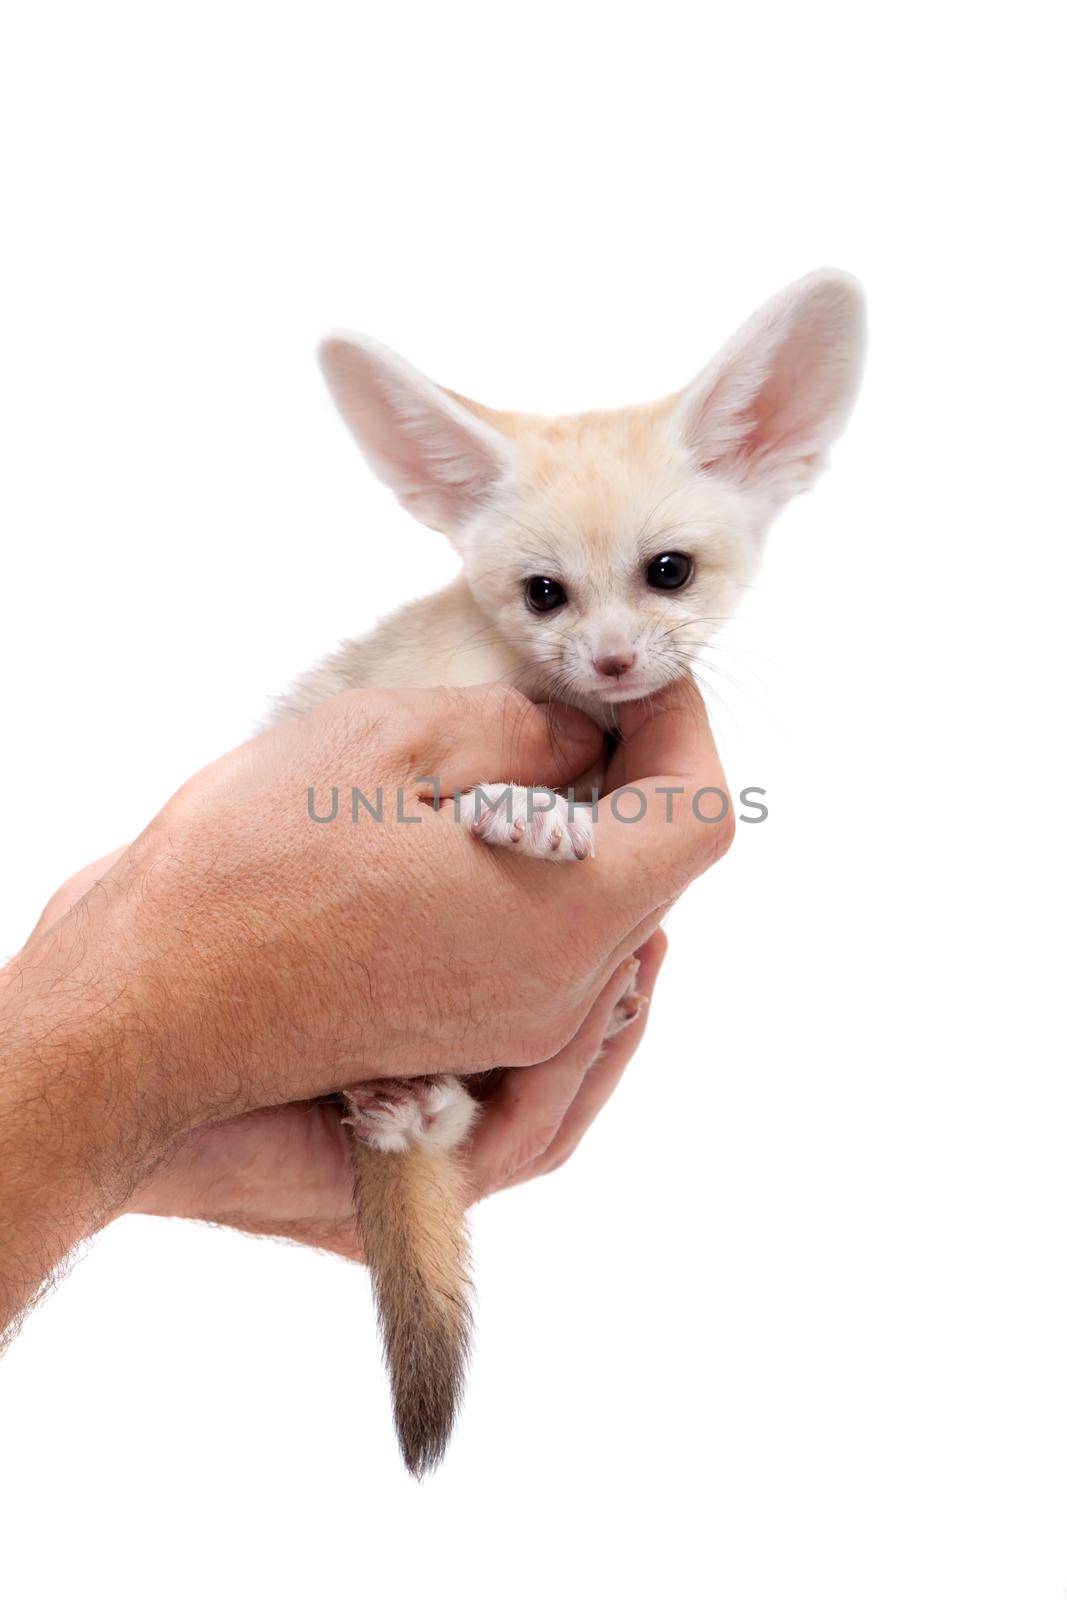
[510,1016,573,1067]
[543,1013,581,1059]
[543,1143,575,1176]
[498,1021,539,1067]
[511,1125,556,1171]
[508,1034,552,1068]
[697,802,736,869]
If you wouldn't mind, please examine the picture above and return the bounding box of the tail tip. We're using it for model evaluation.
[398,1416,454,1480]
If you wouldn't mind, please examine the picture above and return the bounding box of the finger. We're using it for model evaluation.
[377,683,603,796]
[590,674,735,901]
[523,901,674,1068]
[235,1217,366,1264]
[126,1101,357,1225]
[125,1100,370,1263]
[527,929,668,1181]
[465,956,642,1201]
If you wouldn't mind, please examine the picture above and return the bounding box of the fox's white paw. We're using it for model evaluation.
[459,784,594,862]
[343,1074,477,1155]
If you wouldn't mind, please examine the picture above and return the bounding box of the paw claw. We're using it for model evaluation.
[459,785,594,863]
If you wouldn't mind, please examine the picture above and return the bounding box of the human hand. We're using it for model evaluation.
[1,677,728,1332]
[117,933,667,1258]
[34,840,668,1256]
[16,678,729,1155]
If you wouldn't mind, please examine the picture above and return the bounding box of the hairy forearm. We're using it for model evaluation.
[0,949,164,1344]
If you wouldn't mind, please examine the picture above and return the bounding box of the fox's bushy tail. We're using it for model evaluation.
[349,1138,473,1477]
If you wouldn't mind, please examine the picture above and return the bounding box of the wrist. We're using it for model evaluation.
[0,925,176,1220]
[0,945,169,1338]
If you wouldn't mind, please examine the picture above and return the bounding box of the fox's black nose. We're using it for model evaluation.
[594,653,636,679]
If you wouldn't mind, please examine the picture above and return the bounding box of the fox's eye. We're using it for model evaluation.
[646,551,693,591]
[525,576,567,613]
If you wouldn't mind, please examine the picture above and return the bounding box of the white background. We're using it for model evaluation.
[1,5,1064,1598]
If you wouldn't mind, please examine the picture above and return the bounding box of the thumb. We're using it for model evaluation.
[592,674,735,900]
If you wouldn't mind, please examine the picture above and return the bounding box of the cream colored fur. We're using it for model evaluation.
[278,269,864,730]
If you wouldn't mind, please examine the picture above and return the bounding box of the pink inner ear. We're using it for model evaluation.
[322,336,512,533]
[682,276,863,492]
[743,309,855,472]
[364,368,500,517]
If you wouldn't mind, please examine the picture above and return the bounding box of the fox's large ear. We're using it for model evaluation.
[670,270,865,504]
[318,334,516,537]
